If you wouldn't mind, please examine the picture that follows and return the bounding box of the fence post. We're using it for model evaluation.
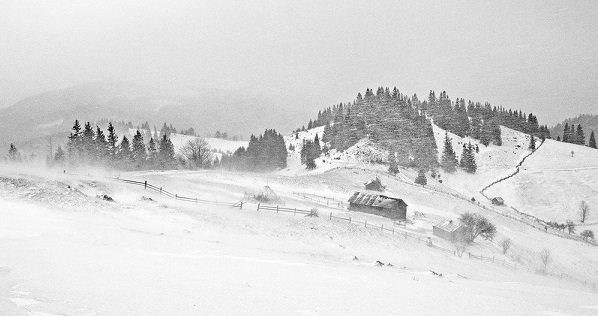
[294,208,296,216]
[329,212,332,220]
[240,202,243,209]
[365,219,367,227]
[175,194,177,200]
[468,252,471,259]
[349,217,352,223]
[257,203,260,211]
[144,181,147,189]
[160,187,162,194]
[276,205,279,214]
[327,200,329,207]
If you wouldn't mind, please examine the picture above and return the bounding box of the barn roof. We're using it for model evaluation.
[434,220,463,233]
[348,191,407,208]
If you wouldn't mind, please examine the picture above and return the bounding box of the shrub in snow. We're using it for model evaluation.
[459,212,496,242]
[414,170,427,186]
[581,230,595,241]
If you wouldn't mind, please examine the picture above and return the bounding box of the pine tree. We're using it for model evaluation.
[158,134,176,169]
[388,151,399,175]
[440,132,458,173]
[131,130,146,168]
[7,143,20,161]
[54,146,65,164]
[94,126,107,162]
[576,124,585,145]
[414,169,427,185]
[147,137,158,167]
[459,142,477,173]
[117,136,133,165]
[106,122,118,159]
[589,131,597,149]
[81,122,95,161]
[529,135,536,150]
[67,120,83,161]
[563,123,570,143]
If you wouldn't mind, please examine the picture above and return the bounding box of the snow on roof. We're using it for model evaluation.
[348,191,407,208]
[434,220,463,233]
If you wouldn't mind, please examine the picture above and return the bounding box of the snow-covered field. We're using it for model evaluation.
[1,161,597,315]
[486,138,598,224]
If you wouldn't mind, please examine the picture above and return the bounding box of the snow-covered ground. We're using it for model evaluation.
[1,162,597,315]
[486,138,598,224]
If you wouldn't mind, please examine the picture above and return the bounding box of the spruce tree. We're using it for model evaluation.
[67,120,83,161]
[589,131,597,149]
[54,146,65,164]
[529,135,536,150]
[118,136,133,166]
[147,137,158,167]
[158,134,176,169]
[576,124,585,145]
[440,132,458,173]
[131,130,146,167]
[106,122,118,159]
[7,143,20,161]
[94,126,107,162]
[388,151,399,175]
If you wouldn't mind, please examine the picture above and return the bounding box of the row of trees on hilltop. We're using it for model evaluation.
[558,123,597,149]
[221,129,287,171]
[53,120,179,169]
[320,87,439,170]
[305,87,552,171]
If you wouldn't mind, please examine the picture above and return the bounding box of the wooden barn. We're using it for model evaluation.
[491,197,505,206]
[347,191,407,220]
[364,177,385,191]
[433,220,465,242]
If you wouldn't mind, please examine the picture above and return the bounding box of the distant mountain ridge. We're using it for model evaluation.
[549,114,598,143]
[0,81,308,153]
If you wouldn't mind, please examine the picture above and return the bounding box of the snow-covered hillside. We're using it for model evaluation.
[487,138,598,224]
[1,164,597,315]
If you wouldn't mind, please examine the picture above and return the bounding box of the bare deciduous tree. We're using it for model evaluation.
[459,212,497,242]
[180,137,213,169]
[500,238,512,255]
[539,248,551,272]
[579,201,590,223]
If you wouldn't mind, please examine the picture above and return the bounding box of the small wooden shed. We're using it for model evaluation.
[491,197,504,205]
[364,177,385,191]
[433,220,465,242]
[348,191,407,220]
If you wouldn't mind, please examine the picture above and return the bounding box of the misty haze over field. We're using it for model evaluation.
[2,0,598,126]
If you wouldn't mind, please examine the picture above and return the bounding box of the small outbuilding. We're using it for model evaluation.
[433,220,465,242]
[364,177,386,191]
[347,191,407,220]
[491,197,504,206]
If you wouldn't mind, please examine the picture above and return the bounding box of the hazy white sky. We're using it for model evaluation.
[1,0,597,124]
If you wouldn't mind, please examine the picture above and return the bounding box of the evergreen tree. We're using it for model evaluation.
[414,169,427,185]
[131,130,146,167]
[158,134,176,169]
[106,122,118,159]
[589,131,597,149]
[576,124,585,145]
[313,134,322,157]
[440,132,458,173]
[117,136,133,165]
[147,137,158,167]
[54,146,65,164]
[529,135,536,150]
[67,120,82,161]
[94,126,107,162]
[388,152,399,175]
[81,121,95,161]
[459,142,477,173]
[7,143,20,161]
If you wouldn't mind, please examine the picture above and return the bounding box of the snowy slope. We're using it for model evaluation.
[432,124,532,199]
[0,166,597,315]
[486,138,598,224]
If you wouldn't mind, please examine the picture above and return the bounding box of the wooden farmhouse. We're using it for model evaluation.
[433,220,466,242]
[347,191,407,220]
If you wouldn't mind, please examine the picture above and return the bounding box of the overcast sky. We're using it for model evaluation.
[1,0,597,124]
